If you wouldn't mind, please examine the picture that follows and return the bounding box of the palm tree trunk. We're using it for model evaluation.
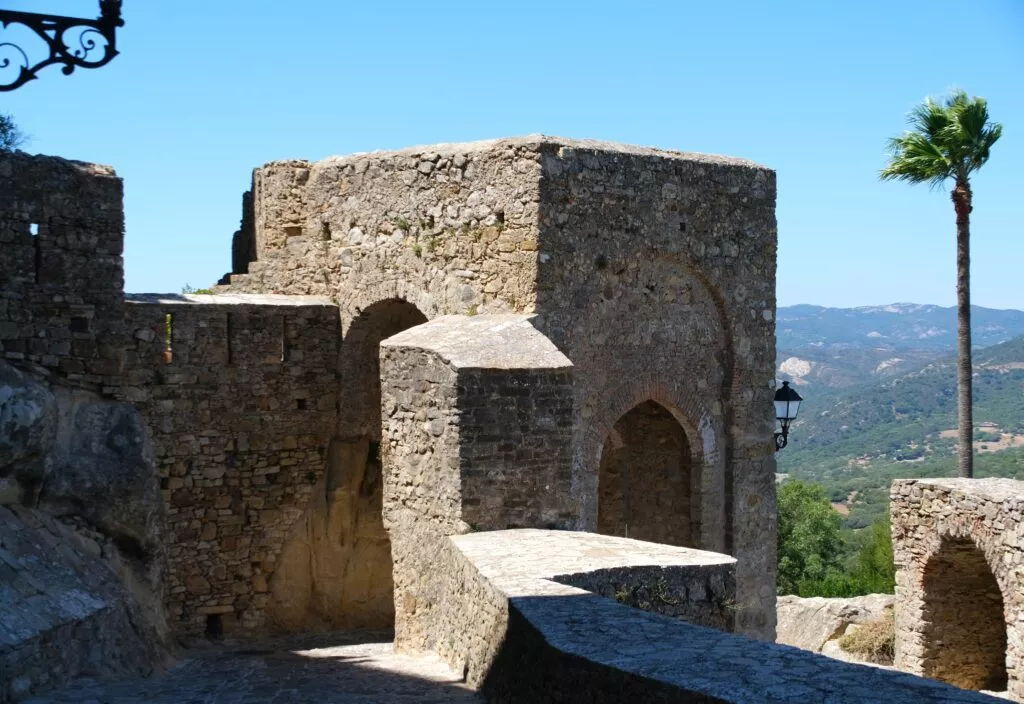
[953,180,974,478]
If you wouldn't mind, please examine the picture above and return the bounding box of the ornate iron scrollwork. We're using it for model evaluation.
[0,0,123,92]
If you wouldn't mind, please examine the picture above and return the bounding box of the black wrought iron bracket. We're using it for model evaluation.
[0,1,123,92]
[774,430,789,452]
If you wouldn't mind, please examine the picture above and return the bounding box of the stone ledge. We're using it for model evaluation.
[894,477,1024,505]
[125,293,337,307]
[381,314,571,370]
[439,529,1001,703]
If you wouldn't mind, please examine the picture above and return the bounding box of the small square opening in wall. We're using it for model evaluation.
[296,398,307,410]
[70,317,89,333]
[29,223,39,236]
[205,613,223,641]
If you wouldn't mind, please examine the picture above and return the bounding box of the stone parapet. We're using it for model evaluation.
[432,528,995,703]
[118,294,340,637]
[380,314,576,651]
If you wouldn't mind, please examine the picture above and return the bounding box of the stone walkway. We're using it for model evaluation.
[27,631,480,703]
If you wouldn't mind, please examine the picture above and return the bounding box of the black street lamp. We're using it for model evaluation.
[774,381,802,452]
[0,1,123,92]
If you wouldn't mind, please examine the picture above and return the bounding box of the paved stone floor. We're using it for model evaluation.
[27,630,480,703]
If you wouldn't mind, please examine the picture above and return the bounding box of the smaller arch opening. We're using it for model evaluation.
[597,400,696,547]
[921,537,1008,692]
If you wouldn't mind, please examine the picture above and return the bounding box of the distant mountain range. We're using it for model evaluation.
[777,304,1024,390]
[778,303,1024,350]
[773,303,1024,528]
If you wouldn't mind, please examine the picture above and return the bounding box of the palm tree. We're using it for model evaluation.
[881,90,1002,478]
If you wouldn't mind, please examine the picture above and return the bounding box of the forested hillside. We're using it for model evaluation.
[776,335,1024,528]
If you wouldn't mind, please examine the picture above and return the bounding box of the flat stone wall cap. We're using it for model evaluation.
[1,150,118,177]
[895,477,1024,504]
[452,529,735,589]
[380,314,572,371]
[126,293,337,308]
[291,134,769,173]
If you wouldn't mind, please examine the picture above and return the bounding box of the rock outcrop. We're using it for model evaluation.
[776,593,895,654]
[0,360,169,700]
[0,504,169,702]
[0,363,57,505]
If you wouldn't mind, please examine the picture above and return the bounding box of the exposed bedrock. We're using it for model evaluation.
[0,361,57,505]
[268,437,394,631]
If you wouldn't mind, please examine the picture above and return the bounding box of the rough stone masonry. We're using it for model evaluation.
[220,135,780,640]
[6,139,1014,704]
[2,136,778,647]
[892,478,1024,700]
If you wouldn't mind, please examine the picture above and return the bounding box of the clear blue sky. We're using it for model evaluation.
[5,0,1023,308]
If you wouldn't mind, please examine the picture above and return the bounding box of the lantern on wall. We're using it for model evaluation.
[773,380,802,451]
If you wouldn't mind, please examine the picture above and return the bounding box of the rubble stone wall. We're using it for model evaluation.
[221,136,779,640]
[892,478,1024,700]
[597,399,694,546]
[118,294,340,636]
[380,315,575,652]
[532,140,778,638]
[0,152,125,390]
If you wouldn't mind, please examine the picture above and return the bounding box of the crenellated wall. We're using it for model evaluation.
[0,152,125,389]
[117,294,340,636]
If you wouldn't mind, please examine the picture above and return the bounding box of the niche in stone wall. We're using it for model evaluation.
[920,537,1008,692]
[597,400,696,547]
[267,298,428,632]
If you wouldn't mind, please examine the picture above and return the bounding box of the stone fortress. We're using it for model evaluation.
[0,137,1019,702]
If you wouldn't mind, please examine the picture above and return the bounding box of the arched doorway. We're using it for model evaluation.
[340,299,430,439]
[921,537,1008,692]
[268,299,428,631]
[597,400,695,547]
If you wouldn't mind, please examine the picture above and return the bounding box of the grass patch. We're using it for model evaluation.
[838,609,895,665]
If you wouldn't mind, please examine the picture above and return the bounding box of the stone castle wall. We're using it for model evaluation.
[3,139,779,644]
[117,294,340,636]
[892,478,1023,700]
[530,140,778,636]
[221,136,779,639]
[379,315,576,651]
[0,152,125,389]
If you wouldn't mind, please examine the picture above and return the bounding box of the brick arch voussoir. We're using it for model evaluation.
[342,282,437,337]
[588,375,719,469]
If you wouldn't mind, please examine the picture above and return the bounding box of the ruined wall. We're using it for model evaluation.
[220,136,778,639]
[0,152,125,389]
[892,478,1024,701]
[118,294,340,636]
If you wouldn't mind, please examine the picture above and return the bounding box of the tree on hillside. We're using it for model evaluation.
[777,480,845,595]
[0,113,26,152]
[881,90,1003,478]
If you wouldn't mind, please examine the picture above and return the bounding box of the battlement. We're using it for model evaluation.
[0,152,125,388]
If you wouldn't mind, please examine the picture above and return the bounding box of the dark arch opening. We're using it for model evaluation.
[921,537,1008,692]
[268,298,428,631]
[597,400,695,547]
[341,299,430,439]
